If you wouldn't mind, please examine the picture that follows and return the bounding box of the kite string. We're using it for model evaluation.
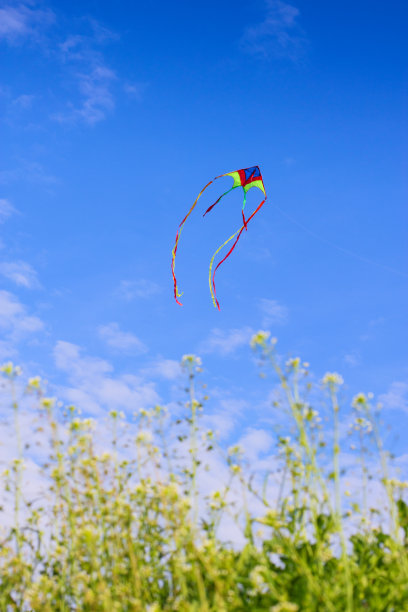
[273,203,408,280]
[171,179,214,305]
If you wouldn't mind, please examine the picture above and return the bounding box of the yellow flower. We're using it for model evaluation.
[352,393,367,409]
[250,331,270,348]
[28,376,41,389]
[322,372,344,387]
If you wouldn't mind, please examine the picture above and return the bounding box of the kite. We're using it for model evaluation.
[171,166,267,310]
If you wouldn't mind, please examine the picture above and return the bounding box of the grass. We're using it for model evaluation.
[0,332,407,611]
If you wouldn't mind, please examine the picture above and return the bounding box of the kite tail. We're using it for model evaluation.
[171,179,214,305]
[209,196,267,310]
[208,228,242,310]
[242,191,248,231]
[203,187,234,217]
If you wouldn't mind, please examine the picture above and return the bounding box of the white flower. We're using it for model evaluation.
[322,372,344,387]
[352,393,367,410]
[250,331,270,348]
[136,430,153,444]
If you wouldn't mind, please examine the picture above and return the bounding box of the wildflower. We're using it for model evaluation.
[386,478,408,489]
[270,603,299,612]
[82,418,95,430]
[249,565,269,595]
[250,331,270,349]
[1,362,21,377]
[286,357,301,370]
[154,404,164,415]
[322,372,344,387]
[227,445,241,456]
[352,392,367,409]
[41,397,55,410]
[163,482,180,499]
[181,354,201,368]
[354,417,372,432]
[136,430,153,444]
[28,376,41,389]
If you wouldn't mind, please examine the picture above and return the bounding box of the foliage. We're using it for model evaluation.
[0,335,407,611]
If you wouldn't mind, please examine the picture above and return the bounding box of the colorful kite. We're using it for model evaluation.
[171,166,267,310]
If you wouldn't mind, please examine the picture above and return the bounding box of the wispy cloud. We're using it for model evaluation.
[116,279,161,301]
[53,64,117,125]
[0,261,40,288]
[2,5,139,127]
[238,427,274,462]
[343,351,361,367]
[53,20,121,125]
[0,2,54,43]
[259,298,288,327]
[0,198,17,222]
[241,0,306,60]
[142,358,181,381]
[200,327,254,356]
[0,290,44,359]
[12,93,35,109]
[379,382,408,413]
[98,322,147,354]
[123,81,148,100]
[0,159,58,186]
[0,290,43,335]
[54,340,159,416]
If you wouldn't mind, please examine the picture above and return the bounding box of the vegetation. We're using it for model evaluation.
[0,332,407,611]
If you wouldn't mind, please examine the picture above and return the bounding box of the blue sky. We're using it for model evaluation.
[0,0,407,462]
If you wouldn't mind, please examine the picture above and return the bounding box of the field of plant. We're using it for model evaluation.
[1,332,407,611]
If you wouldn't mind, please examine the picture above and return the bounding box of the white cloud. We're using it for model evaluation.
[116,279,161,301]
[123,82,148,100]
[143,358,181,381]
[204,413,236,440]
[200,327,254,356]
[238,427,274,463]
[0,291,44,360]
[259,298,288,327]
[54,340,159,416]
[3,7,143,128]
[12,93,35,109]
[98,322,147,354]
[54,24,120,125]
[242,0,305,60]
[55,64,117,125]
[379,382,408,413]
[0,261,40,288]
[0,290,43,334]
[0,198,16,222]
[0,160,57,186]
[0,3,54,43]
[54,340,112,379]
[343,351,361,367]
